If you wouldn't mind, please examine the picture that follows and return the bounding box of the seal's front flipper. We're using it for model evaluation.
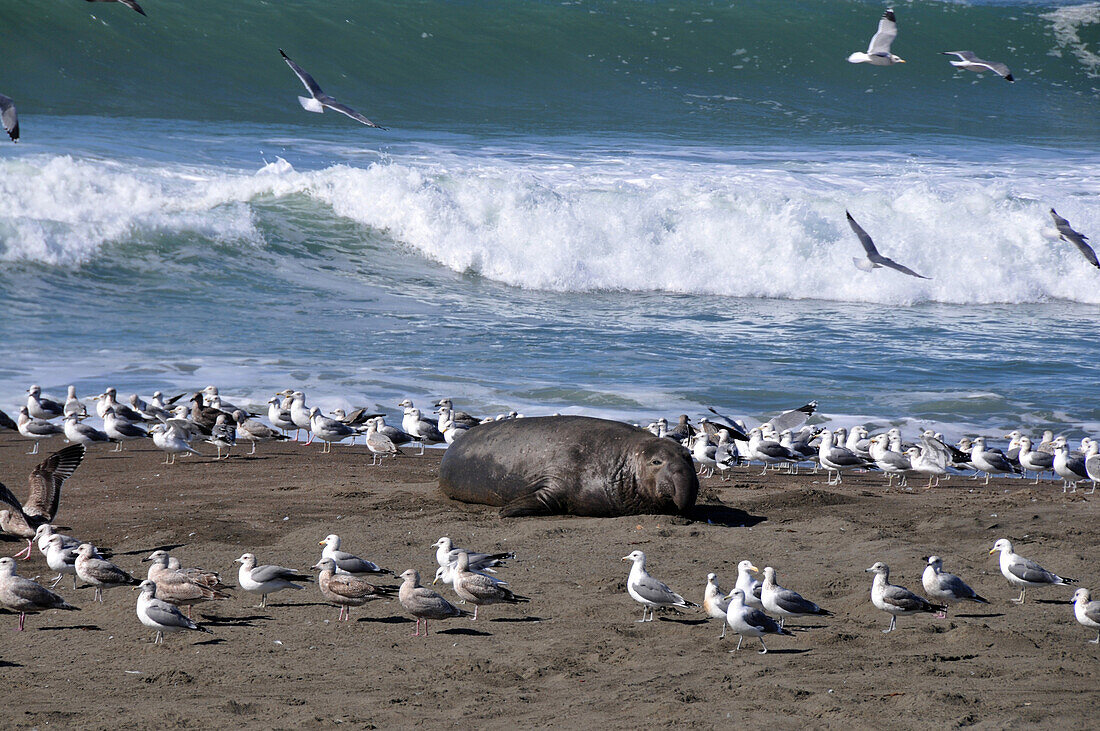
[500,489,561,517]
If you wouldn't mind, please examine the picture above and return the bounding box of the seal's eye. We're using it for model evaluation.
[650,458,663,466]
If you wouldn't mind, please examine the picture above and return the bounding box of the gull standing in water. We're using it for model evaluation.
[990,539,1076,604]
[866,562,943,632]
[941,51,1014,82]
[0,557,79,630]
[846,211,929,278]
[1072,588,1100,644]
[724,589,791,654]
[279,49,386,129]
[1049,209,1099,269]
[921,556,989,618]
[622,550,697,623]
[847,9,905,66]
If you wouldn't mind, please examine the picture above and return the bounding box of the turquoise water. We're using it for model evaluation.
[1,1,1098,438]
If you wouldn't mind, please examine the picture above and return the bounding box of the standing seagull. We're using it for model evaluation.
[921,555,989,618]
[621,550,697,623]
[75,543,140,602]
[398,568,472,636]
[0,557,79,630]
[760,566,831,628]
[724,588,791,654]
[279,49,386,129]
[941,51,1013,82]
[0,444,85,559]
[235,553,311,608]
[846,211,929,278]
[847,9,905,66]
[866,562,943,632]
[1071,588,1100,644]
[86,0,146,15]
[1049,209,1099,269]
[0,94,17,141]
[135,581,212,644]
[990,539,1076,604]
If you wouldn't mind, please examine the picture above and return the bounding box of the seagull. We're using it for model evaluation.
[235,553,311,608]
[449,551,530,620]
[150,422,201,464]
[62,415,111,448]
[921,556,989,618]
[27,385,65,421]
[1086,452,1100,494]
[62,386,88,419]
[75,543,139,602]
[703,573,731,638]
[1072,588,1100,644]
[867,562,943,632]
[724,589,791,654]
[431,537,513,572]
[760,567,831,628]
[308,407,358,453]
[135,581,212,644]
[1053,444,1090,492]
[401,407,444,455]
[365,418,404,465]
[143,551,230,617]
[0,557,79,630]
[969,436,1020,484]
[312,558,397,621]
[205,414,236,459]
[85,0,146,16]
[1017,436,1055,484]
[990,539,1076,604]
[16,407,63,455]
[621,550,697,623]
[1049,210,1099,269]
[231,410,290,454]
[846,211,929,278]
[279,49,386,129]
[817,428,873,485]
[267,397,297,436]
[43,534,80,589]
[847,8,905,66]
[318,534,392,576]
[102,406,150,451]
[0,93,17,141]
[941,51,1013,82]
[398,569,472,636]
[433,399,482,429]
[735,560,764,611]
[0,444,85,559]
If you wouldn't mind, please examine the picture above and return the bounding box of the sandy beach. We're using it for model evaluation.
[0,430,1096,729]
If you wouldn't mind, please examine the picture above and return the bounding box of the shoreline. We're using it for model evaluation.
[0,431,1096,728]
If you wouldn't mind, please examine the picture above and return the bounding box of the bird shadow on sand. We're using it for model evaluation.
[193,638,227,646]
[658,617,709,626]
[357,615,412,624]
[955,612,1005,619]
[749,648,811,656]
[265,601,326,608]
[1033,599,1070,606]
[685,505,766,528]
[197,613,271,627]
[489,616,545,623]
[116,543,187,556]
[0,660,22,668]
[39,624,102,631]
[440,627,492,636]
[785,624,828,631]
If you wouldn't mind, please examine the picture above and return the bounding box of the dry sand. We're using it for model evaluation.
[0,431,1096,729]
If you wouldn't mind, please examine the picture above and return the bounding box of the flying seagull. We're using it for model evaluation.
[85,0,146,16]
[279,49,386,129]
[846,211,929,279]
[0,94,17,142]
[847,9,905,66]
[1049,209,1099,269]
[941,51,1013,82]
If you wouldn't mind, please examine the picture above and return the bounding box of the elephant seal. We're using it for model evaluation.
[438,416,698,517]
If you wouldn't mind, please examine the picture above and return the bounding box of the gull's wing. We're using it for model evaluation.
[279,50,324,98]
[1050,210,1099,268]
[1006,556,1059,584]
[26,444,85,520]
[882,583,934,612]
[877,255,930,279]
[867,9,898,55]
[320,98,386,129]
[0,480,26,514]
[119,0,146,15]
[0,94,18,142]
[978,60,1013,80]
[944,51,978,62]
[633,572,687,606]
[846,211,880,257]
[766,401,817,434]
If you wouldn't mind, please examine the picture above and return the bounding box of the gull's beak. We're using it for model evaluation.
[318,540,326,546]
[988,548,996,555]
[865,567,875,572]
[749,565,759,573]
[432,576,439,585]
[621,555,632,562]
[141,556,152,562]
[898,58,907,64]
[724,590,735,600]
[310,563,323,571]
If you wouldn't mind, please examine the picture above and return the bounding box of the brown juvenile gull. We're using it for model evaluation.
[143,550,230,617]
[760,566,831,628]
[0,443,85,558]
[450,551,530,620]
[0,556,79,630]
[398,569,471,636]
[867,562,944,632]
[990,538,1076,604]
[235,553,311,608]
[364,418,404,465]
[921,555,989,618]
[76,543,139,601]
[318,534,392,576]
[622,550,697,623]
[136,581,213,644]
[724,588,791,654]
[166,556,232,594]
[1072,588,1100,644]
[312,558,397,621]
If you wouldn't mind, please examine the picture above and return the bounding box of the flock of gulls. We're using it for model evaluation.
[1,8,1098,278]
[0,383,1098,651]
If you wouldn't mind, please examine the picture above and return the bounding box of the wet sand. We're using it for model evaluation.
[0,431,1096,728]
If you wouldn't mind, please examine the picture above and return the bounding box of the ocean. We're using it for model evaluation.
[1,0,1098,441]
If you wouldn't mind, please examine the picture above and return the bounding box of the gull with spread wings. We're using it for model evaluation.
[846,210,930,279]
[279,49,386,129]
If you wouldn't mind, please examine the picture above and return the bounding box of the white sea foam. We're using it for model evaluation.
[2,150,1097,305]
[1043,2,1100,77]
